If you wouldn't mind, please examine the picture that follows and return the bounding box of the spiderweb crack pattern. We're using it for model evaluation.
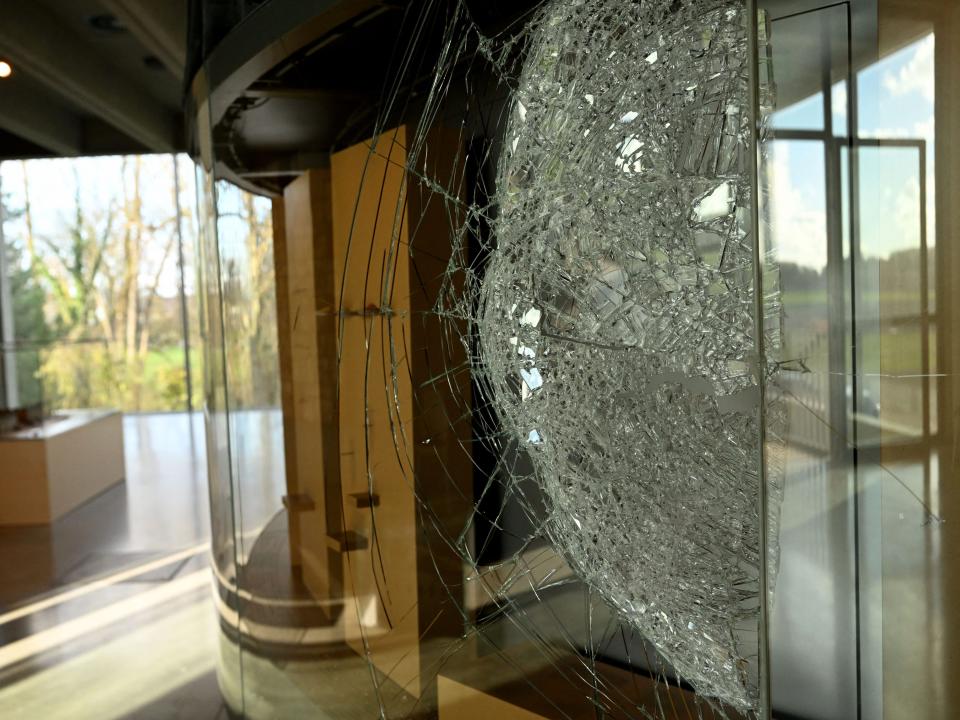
[350,0,783,715]
[471,0,780,708]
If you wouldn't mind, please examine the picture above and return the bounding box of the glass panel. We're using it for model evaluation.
[761,4,859,719]
[187,0,960,717]
[769,7,832,132]
[763,137,860,716]
[194,1,772,718]
[175,153,204,414]
[860,7,950,718]
[772,92,825,132]
[188,0,960,717]
[765,2,957,718]
[832,80,850,138]
[211,178,289,714]
[213,179,283,558]
[193,101,246,714]
[859,144,927,444]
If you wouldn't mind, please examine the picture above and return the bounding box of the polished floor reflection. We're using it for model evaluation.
[0,412,232,719]
[0,402,949,720]
[0,413,210,607]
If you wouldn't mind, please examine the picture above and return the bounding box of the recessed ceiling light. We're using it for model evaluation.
[0,61,12,79]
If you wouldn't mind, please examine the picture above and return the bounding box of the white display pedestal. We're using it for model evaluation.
[0,409,125,525]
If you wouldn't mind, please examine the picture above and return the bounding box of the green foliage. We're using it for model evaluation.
[3,191,52,408]
[212,184,280,410]
[37,343,196,411]
[157,361,188,408]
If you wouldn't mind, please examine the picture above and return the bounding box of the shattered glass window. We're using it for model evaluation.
[196,0,785,718]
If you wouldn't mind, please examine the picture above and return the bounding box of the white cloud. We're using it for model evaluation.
[765,144,828,270]
[832,82,847,121]
[913,116,935,144]
[882,34,934,104]
[893,174,921,251]
[860,127,909,140]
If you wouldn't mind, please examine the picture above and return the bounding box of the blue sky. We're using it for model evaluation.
[767,33,935,270]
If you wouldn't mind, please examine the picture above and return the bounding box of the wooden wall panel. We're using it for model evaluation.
[271,197,301,566]
[281,169,342,601]
[276,127,472,703]
[330,127,421,696]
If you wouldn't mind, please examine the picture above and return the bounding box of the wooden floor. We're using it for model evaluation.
[0,412,211,607]
[0,410,952,719]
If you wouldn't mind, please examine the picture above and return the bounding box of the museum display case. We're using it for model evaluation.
[188,1,960,717]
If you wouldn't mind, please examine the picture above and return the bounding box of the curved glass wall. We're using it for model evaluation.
[191,1,960,718]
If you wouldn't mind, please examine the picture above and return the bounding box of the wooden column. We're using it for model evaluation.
[329,129,418,694]
[271,197,300,566]
[278,169,343,601]
[275,128,471,704]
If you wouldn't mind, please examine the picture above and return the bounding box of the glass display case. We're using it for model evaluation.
[189,1,960,718]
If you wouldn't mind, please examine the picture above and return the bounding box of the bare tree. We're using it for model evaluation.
[22,158,180,411]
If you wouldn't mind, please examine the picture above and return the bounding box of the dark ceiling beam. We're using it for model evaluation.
[98,0,187,79]
[243,87,369,101]
[0,0,177,153]
[0,79,83,156]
